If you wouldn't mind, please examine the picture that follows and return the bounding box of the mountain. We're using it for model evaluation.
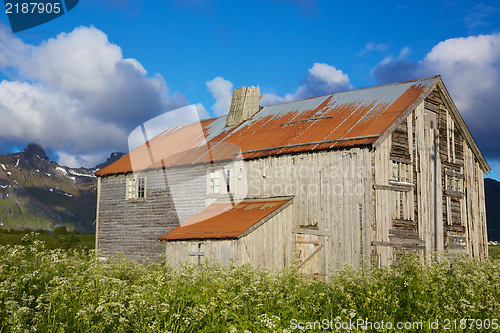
[485,178,500,241]
[95,152,126,170]
[0,144,123,233]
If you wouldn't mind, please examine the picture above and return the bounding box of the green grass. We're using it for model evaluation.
[488,244,500,259]
[0,229,95,250]
[0,239,499,332]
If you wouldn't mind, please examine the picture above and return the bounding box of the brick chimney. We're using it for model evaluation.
[226,86,261,127]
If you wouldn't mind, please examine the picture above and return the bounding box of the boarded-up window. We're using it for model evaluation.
[445,171,464,194]
[189,243,205,267]
[391,161,411,183]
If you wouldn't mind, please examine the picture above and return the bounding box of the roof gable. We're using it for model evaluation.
[373,77,490,172]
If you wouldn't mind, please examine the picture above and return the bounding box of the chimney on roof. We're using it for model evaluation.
[226,86,261,127]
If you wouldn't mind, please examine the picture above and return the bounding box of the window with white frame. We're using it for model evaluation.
[226,169,231,193]
[127,176,146,199]
[390,160,411,183]
[209,170,220,194]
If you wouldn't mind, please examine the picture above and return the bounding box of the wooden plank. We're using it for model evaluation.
[445,170,465,178]
[393,219,417,227]
[445,190,464,198]
[424,100,439,112]
[390,156,414,165]
[292,228,332,237]
[372,241,426,249]
[389,236,426,244]
[96,177,102,252]
[389,229,419,238]
[373,184,412,192]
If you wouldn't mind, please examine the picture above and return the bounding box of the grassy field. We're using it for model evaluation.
[0,228,95,250]
[488,244,500,258]
[0,238,499,332]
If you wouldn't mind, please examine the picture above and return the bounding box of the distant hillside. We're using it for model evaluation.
[0,144,123,233]
[485,178,500,241]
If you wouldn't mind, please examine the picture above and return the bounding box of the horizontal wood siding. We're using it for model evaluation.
[98,165,206,262]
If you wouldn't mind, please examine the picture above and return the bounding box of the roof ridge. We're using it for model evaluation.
[261,75,440,109]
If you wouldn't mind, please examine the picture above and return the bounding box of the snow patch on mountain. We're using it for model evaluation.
[69,169,96,178]
[56,167,68,175]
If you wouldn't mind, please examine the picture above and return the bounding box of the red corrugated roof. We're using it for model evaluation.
[96,76,438,176]
[158,197,293,241]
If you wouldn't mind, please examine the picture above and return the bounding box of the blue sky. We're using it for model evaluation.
[0,0,499,180]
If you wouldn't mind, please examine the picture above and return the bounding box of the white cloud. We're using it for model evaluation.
[372,33,500,159]
[464,4,500,29]
[261,63,352,106]
[365,42,388,53]
[0,24,188,167]
[57,151,109,169]
[420,34,500,115]
[195,103,210,119]
[206,76,233,116]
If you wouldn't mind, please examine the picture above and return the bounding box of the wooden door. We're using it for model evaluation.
[295,234,324,275]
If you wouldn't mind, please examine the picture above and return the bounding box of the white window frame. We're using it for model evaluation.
[209,170,221,194]
[126,175,146,199]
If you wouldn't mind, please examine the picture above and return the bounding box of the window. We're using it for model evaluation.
[137,177,145,198]
[127,178,136,199]
[209,171,220,194]
[226,169,231,193]
[127,176,146,199]
[445,171,464,194]
[390,161,411,183]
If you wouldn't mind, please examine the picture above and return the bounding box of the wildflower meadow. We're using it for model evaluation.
[0,234,499,332]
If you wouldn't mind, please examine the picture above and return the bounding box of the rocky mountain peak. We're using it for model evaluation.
[23,143,49,161]
[95,152,126,170]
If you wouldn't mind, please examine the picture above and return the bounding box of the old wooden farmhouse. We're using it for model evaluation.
[94,76,490,273]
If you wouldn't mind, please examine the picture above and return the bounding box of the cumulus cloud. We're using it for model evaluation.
[206,63,352,109]
[261,63,352,106]
[0,24,188,167]
[372,33,500,160]
[260,63,352,106]
[206,76,233,116]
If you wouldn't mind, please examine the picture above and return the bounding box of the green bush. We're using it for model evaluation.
[0,237,498,332]
[53,226,69,235]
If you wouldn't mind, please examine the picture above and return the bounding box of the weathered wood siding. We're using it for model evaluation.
[372,91,488,265]
[97,165,207,262]
[428,89,487,257]
[245,148,372,271]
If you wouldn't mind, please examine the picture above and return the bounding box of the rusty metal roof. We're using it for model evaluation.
[96,76,439,176]
[158,197,293,241]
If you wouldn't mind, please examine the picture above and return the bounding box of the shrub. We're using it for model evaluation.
[0,237,498,332]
